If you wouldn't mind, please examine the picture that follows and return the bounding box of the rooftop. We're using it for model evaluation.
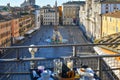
[42,5,52,9]
[0,7,34,22]
[0,14,33,22]
[100,0,120,4]
[63,1,85,5]
[0,13,20,22]
[103,11,120,18]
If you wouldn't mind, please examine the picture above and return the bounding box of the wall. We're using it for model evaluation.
[35,10,41,28]
[0,20,11,47]
[102,15,120,37]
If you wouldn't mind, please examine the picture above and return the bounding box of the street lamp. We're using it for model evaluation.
[28,44,38,69]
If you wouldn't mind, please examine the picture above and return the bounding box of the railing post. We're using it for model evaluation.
[73,46,77,57]
[98,57,102,79]
[16,48,20,60]
[73,46,77,68]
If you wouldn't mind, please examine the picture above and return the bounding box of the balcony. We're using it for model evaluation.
[0,44,120,80]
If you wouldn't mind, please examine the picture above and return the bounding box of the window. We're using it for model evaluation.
[106,4,108,6]
[106,11,108,13]
[114,4,117,9]
[106,7,108,9]
[116,26,118,33]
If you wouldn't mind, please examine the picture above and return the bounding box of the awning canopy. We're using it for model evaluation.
[93,46,117,55]
[93,46,105,55]
[15,36,25,40]
[25,27,40,35]
[33,27,40,30]
[25,30,35,35]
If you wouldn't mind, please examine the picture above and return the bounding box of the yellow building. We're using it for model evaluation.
[102,11,120,37]
[94,11,120,61]
[0,20,11,47]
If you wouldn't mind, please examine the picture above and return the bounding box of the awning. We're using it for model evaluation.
[94,46,120,79]
[93,46,117,55]
[93,46,105,55]
[25,30,35,35]
[15,36,25,40]
[33,27,40,30]
[94,46,120,61]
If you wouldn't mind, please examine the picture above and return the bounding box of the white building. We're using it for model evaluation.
[35,10,41,28]
[62,1,85,25]
[79,4,86,31]
[43,11,59,25]
[40,5,59,26]
[79,0,120,41]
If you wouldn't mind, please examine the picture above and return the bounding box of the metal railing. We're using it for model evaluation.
[0,43,120,80]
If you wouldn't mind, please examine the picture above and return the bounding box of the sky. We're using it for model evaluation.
[0,0,85,7]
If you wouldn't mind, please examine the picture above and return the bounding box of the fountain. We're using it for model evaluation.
[51,28,63,43]
[45,0,68,44]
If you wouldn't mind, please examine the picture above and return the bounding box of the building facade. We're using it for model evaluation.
[11,18,20,44]
[102,11,120,37]
[40,5,59,26]
[0,15,35,47]
[19,15,35,36]
[79,4,86,32]
[43,11,59,25]
[0,20,11,47]
[63,1,85,25]
[79,0,120,41]
[58,6,63,25]
[35,10,41,28]
[0,6,36,47]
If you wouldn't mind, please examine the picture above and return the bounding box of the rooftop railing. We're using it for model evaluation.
[0,43,120,80]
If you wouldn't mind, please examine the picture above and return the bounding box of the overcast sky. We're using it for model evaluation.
[0,0,85,7]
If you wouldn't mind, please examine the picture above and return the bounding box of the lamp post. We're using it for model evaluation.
[28,44,38,69]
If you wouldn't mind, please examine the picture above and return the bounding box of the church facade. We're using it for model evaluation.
[21,0,35,7]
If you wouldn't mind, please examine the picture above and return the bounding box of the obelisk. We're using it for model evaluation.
[52,0,62,43]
